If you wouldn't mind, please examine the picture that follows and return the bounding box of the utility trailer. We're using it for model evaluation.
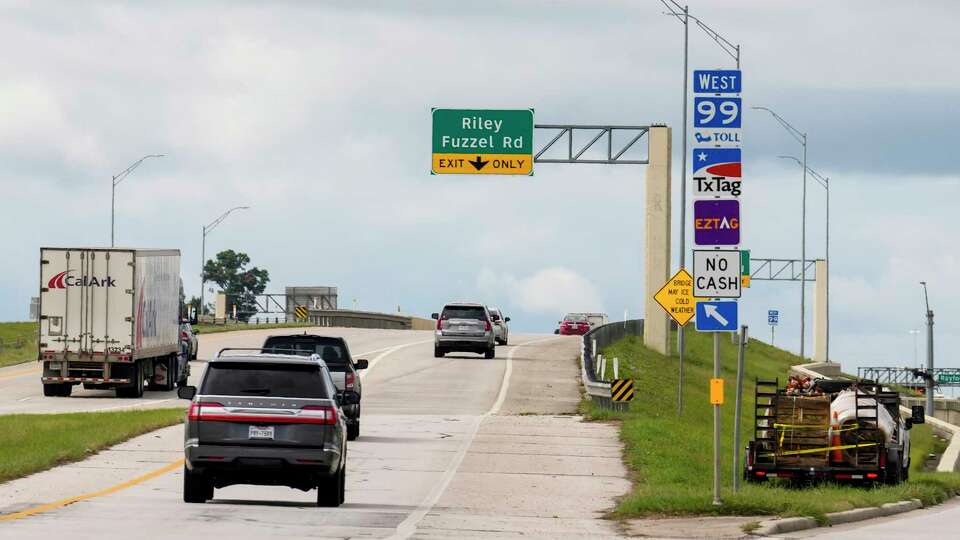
[38,247,187,398]
[744,378,925,485]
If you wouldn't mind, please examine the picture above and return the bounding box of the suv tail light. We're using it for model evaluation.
[301,405,337,425]
[188,401,225,421]
[485,320,492,331]
[345,371,355,389]
[436,318,443,330]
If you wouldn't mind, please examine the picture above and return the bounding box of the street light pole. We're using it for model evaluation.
[755,107,807,360]
[200,206,250,318]
[778,156,829,362]
[920,281,935,415]
[110,154,165,247]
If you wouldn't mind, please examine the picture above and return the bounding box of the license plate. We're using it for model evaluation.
[458,325,470,332]
[248,426,274,440]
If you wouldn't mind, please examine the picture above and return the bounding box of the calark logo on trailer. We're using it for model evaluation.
[47,270,117,289]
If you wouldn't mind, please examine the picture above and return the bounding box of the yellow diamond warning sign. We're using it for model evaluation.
[654,269,699,326]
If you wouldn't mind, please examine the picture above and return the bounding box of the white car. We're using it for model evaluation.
[488,307,510,346]
[180,321,198,360]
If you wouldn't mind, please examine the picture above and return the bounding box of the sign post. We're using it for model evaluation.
[691,68,742,507]
[431,109,534,175]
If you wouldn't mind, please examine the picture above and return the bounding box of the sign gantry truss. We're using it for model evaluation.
[749,258,820,282]
[534,125,650,165]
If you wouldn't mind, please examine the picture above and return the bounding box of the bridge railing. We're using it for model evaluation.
[581,319,644,409]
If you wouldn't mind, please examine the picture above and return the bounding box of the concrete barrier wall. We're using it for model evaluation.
[410,317,435,331]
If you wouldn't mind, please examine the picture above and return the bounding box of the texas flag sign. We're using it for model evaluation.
[692,148,741,178]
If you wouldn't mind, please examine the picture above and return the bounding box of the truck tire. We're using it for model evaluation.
[317,467,343,507]
[885,452,904,485]
[116,361,144,398]
[484,347,495,359]
[347,421,360,441]
[183,466,211,503]
[162,355,176,392]
[434,347,444,358]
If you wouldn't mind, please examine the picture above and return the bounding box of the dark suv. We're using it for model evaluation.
[177,352,359,507]
[261,334,368,440]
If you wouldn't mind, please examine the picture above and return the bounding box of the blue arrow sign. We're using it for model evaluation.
[696,301,738,332]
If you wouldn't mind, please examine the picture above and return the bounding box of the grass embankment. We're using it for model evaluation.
[583,332,960,523]
[0,409,184,484]
[0,322,38,368]
[193,322,313,335]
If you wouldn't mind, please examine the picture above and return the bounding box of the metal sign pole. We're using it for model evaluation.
[713,332,722,505]
[732,325,748,492]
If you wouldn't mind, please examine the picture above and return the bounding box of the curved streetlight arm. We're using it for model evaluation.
[778,155,828,189]
[204,206,251,235]
[660,0,740,64]
[920,282,931,313]
[113,154,165,186]
[753,107,806,146]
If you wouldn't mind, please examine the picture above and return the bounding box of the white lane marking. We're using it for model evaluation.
[357,339,433,380]
[18,397,31,402]
[87,399,173,412]
[389,335,565,540]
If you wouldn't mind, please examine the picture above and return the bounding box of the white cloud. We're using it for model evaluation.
[478,267,604,315]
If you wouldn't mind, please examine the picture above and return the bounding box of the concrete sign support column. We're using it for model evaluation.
[644,125,672,355]
[812,260,828,363]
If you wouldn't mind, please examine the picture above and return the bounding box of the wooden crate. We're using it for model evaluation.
[774,395,831,467]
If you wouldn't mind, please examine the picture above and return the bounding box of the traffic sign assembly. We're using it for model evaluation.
[611,378,635,402]
[768,310,779,326]
[695,301,739,332]
[654,269,699,326]
[431,108,534,175]
[294,305,308,321]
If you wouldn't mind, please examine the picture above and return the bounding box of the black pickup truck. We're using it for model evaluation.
[262,334,368,440]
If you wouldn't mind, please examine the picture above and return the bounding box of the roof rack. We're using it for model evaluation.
[215,347,326,361]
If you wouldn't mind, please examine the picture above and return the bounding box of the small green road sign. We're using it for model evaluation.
[431,108,534,175]
[938,373,960,384]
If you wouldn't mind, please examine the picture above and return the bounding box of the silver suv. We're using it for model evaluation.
[432,303,496,359]
[176,351,359,507]
[488,307,510,345]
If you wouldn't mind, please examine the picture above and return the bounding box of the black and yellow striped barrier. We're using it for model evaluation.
[294,305,308,321]
[611,378,635,402]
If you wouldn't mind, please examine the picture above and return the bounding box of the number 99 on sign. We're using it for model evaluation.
[694,97,741,128]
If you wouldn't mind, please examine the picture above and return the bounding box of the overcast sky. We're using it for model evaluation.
[1,0,957,375]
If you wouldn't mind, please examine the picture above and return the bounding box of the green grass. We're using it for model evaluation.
[0,409,184,484]
[0,322,38,368]
[582,332,960,523]
[194,321,314,335]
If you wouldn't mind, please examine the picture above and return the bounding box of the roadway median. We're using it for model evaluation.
[0,409,183,485]
[581,331,960,530]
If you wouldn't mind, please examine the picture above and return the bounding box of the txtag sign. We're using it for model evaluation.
[693,148,741,198]
[431,108,534,175]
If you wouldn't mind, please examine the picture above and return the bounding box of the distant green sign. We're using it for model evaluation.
[938,373,960,384]
[431,108,534,175]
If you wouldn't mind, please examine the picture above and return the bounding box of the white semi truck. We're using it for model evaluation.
[38,247,187,398]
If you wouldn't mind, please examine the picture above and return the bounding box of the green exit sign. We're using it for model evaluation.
[431,108,534,175]
[938,373,960,384]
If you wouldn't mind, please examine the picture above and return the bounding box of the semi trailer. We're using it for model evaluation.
[38,247,187,398]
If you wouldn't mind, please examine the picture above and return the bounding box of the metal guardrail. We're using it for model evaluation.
[200,310,422,331]
[580,319,644,409]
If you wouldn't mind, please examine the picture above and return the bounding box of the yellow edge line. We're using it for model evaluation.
[0,367,39,381]
[0,459,184,522]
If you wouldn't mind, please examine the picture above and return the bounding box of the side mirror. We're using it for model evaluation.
[905,418,914,430]
[911,405,926,424]
[354,359,369,370]
[504,317,511,322]
[431,313,439,320]
[339,390,361,405]
[191,316,199,325]
[553,329,559,334]
[177,386,197,400]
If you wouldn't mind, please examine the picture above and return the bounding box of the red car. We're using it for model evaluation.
[558,314,591,335]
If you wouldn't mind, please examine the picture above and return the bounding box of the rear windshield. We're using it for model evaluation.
[262,337,349,365]
[201,362,330,399]
[442,306,487,320]
[564,314,587,322]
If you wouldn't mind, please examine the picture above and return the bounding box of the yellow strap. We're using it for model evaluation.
[773,423,859,433]
[761,442,879,457]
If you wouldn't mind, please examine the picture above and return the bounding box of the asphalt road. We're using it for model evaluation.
[0,327,629,539]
